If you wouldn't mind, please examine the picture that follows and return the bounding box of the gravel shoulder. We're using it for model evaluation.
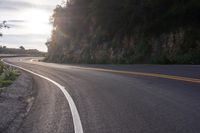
[0,71,35,133]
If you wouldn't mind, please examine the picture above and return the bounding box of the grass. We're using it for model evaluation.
[0,61,20,92]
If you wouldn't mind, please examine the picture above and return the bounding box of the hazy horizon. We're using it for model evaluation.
[0,0,63,52]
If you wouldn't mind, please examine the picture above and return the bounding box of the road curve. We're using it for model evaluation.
[4,57,200,133]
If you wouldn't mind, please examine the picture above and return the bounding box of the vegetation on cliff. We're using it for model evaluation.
[46,0,200,64]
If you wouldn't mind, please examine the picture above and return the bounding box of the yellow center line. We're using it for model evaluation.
[73,66,200,84]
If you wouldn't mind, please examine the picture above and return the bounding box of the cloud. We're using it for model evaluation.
[3,33,49,38]
[0,0,54,11]
[0,0,57,52]
[7,20,27,23]
[0,20,27,28]
[0,20,26,23]
[0,33,48,51]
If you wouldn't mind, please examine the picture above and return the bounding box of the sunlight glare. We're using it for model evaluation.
[19,9,51,34]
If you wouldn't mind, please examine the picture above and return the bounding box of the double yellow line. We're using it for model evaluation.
[74,66,200,84]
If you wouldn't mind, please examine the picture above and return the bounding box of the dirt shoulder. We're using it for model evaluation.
[0,71,35,133]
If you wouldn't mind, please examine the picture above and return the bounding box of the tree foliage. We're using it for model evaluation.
[19,46,25,50]
[0,21,9,37]
[46,0,200,64]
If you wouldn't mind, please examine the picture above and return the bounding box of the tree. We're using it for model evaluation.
[0,21,9,37]
[46,0,200,64]
[19,46,25,50]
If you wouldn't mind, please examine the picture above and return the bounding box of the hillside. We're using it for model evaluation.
[0,47,46,57]
[45,0,200,64]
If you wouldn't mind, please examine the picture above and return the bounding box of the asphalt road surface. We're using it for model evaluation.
[3,57,200,133]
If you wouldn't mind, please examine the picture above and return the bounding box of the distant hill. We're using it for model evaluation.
[0,47,46,57]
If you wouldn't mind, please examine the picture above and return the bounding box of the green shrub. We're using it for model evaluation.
[0,80,12,87]
[0,61,20,88]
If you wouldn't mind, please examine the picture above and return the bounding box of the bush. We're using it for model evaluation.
[0,62,20,89]
[0,80,12,87]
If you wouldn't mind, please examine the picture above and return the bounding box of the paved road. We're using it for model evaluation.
[4,57,200,133]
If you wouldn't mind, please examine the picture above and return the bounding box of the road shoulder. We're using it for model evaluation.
[0,71,35,133]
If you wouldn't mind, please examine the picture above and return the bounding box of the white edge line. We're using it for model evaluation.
[1,59,84,133]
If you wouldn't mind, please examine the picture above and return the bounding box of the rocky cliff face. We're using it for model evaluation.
[45,0,200,64]
[46,28,200,64]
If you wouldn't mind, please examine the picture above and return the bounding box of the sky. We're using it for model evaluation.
[0,0,64,52]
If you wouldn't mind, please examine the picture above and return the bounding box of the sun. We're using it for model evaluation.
[19,9,51,34]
